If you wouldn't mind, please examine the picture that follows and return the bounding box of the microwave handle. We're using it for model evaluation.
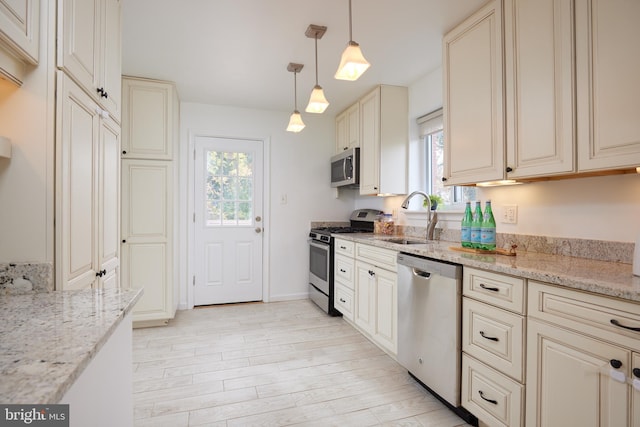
[343,158,348,180]
[345,156,352,180]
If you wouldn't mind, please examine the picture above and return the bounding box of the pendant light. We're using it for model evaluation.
[286,63,305,133]
[305,25,329,114]
[334,0,370,81]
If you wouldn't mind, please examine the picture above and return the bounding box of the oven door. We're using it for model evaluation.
[309,240,330,295]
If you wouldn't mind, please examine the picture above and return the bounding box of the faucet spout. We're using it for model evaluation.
[400,191,437,240]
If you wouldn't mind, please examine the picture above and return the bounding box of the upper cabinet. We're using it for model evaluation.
[335,102,359,154]
[443,0,504,185]
[121,77,178,161]
[0,0,39,85]
[444,0,640,185]
[57,0,121,122]
[359,85,408,196]
[576,0,640,171]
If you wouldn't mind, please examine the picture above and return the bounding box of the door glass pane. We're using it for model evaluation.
[205,150,254,226]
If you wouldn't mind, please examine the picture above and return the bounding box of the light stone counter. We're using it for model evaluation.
[336,234,640,303]
[0,288,143,404]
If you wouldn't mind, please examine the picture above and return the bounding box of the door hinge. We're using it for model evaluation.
[193,149,196,160]
[193,212,196,223]
[192,276,195,286]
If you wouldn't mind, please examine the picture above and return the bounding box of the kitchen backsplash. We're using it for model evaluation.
[0,263,53,294]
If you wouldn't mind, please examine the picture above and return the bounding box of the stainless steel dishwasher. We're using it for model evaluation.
[397,253,475,423]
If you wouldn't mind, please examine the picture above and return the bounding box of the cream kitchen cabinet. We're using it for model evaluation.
[334,238,355,321]
[443,0,504,185]
[57,0,121,122]
[358,85,408,196]
[55,72,120,291]
[121,159,174,325]
[335,102,359,154]
[461,267,526,427]
[576,0,640,172]
[0,0,39,85]
[527,281,640,427]
[121,77,179,160]
[354,243,398,355]
[503,0,575,179]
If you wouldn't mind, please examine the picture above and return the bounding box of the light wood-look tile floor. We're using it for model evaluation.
[133,299,473,427]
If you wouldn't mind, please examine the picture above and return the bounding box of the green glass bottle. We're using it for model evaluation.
[461,201,473,248]
[470,201,483,249]
[480,200,496,250]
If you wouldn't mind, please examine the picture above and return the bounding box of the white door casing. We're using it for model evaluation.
[193,136,264,305]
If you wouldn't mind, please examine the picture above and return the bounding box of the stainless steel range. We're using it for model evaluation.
[308,209,382,315]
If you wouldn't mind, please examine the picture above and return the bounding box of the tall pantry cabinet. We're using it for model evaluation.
[121,76,179,326]
[55,0,122,291]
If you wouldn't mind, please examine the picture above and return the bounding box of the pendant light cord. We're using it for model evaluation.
[314,36,319,86]
[293,71,298,111]
[348,0,353,42]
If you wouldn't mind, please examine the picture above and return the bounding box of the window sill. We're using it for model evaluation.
[402,209,464,227]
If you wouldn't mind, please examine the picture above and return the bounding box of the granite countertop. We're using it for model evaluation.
[0,288,143,404]
[336,234,640,303]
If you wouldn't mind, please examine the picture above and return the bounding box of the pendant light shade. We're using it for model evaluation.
[335,0,370,81]
[286,63,305,133]
[305,25,329,114]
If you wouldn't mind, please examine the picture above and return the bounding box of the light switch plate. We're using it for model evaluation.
[502,205,517,224]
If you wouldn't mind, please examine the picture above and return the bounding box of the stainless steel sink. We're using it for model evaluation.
[383,238,426,245]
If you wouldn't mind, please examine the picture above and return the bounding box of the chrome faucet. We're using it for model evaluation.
[400,191,438,240]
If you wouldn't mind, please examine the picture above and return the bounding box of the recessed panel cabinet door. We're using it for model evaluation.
[576,0,640,171]
[98,116,120,287]
[0,0,40,64]
[99,0,121,122]
[355,261,376,336]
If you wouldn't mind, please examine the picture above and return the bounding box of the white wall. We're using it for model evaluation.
[0,2,54,263]
[179,103,354,306]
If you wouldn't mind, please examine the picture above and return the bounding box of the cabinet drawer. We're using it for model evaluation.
[528,281,640,350]
[355,243,397,272]
[334,238,354,257]
[464,267,526,314]
[334,283,354,322]
[463,297,525,382]
[462,354,524,427]
[335,254,355,289]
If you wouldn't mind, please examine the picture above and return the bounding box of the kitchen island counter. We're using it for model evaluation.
[337,234,640,303]
[0,288,142,404]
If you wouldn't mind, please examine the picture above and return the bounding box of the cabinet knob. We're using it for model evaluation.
[122,150,127,155]
[506,166,513,173]
[95,271,101,277]
[339,298,346,303]
[441,177,447,182]
[122,239,126,243]
[610,359,623,369]
[368,270,375,276]
[633,368,640,378]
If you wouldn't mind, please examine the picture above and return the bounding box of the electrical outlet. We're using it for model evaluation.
[502,205,517,224]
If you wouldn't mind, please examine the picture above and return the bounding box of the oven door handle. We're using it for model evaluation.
[309,240,330,251]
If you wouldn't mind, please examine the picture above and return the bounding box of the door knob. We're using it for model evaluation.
[255,227,262,233]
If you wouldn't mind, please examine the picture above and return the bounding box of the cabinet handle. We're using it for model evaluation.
[610,319,640,332]
[339,298,346,303]
[340,269,346,273]
[506,166,513,173]
[340,246,347,250]
[478,390,497,405]
[479,283,500,292]
[479,331,499,342]
[95,271,102,277]
[610,359,623,369]
[102,269,107,276]
[368,270,375,276]
[441,177,447,182]
[343,147,348,151]
[633,368,640,378]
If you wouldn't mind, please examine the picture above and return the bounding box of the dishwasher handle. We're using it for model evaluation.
[412,268,432,279]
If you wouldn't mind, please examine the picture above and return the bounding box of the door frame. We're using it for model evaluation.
[186,132,271,309]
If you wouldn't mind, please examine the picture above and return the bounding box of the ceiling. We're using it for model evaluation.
[121,0,486,114]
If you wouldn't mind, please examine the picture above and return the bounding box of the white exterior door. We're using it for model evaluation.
[194,137,263,305]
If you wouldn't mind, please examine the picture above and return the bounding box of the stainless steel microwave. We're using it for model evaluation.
[331,147,359,188]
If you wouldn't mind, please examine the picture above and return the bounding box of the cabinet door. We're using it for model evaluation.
[121,159,173,322]
[121,77,175,160]
[359,88,380,195]
[576,0,640,171]
[633,353,640,427]
[443,0,505,185]
[355,261,376,335]
[526,319,630,427]
[57,0,100,95]
[346,103,359,149]
[504,0,574,179]
[56,73,100,290]
[0,0,39,64]
[99,0,121,122]
[98,115,120,287]
[374,267,397,355]
[335,109,348,153]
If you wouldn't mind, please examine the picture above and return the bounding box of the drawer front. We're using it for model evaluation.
[463,297,525,382]
[462,354,524,427]
[355,243,397,272]
[335,254,355,289]
[334,283,354,321]
[529,281,640,350]
[464,267,526,314]
[334,238,354,256]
